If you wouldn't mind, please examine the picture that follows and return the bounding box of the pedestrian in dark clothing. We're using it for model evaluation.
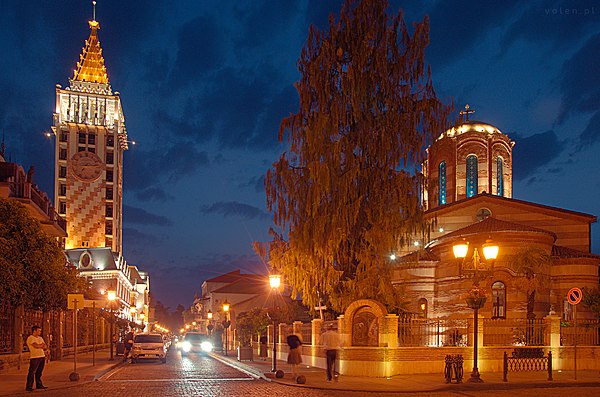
[286,333,303,378]
[124,330,134,361]
[321,325,341,381]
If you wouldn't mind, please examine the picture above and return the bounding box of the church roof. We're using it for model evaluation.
[72,20,109,85]
[552,245,600,259]
[437,121,504,141]
[438,216,557,242]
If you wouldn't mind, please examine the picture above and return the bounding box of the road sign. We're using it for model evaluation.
[567,287,582,305]
[67,294,84,310]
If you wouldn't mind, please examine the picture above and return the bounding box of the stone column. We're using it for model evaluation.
[278,323,286,344]
[545,315,561,369]
[381,314,399,347]
[312,319,323,346]
[14,305,24,355]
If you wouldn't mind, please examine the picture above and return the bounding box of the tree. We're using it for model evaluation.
[582,288,600,317]
[0,199,84,310]
[258,0,449,312]
[509,247,552,319]
[235,308,271,346]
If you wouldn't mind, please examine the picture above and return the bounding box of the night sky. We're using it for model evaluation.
[1,1,599,309]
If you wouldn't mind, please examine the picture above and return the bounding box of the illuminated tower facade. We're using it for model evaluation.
[422,106,515,211]
[51,15,129,252]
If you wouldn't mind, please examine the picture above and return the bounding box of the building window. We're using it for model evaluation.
[106,187,113,200]
[59,166,67,178]
[59,183,66,196]
[79,133,86,144]
[563,298,573,322]
[496,157,504,197]
[60,131,68,142]
[59,201,66,214]
[59,148,67,160]
[438,161,446,205]
[88,134,96,145]
[78,146,86,152]
[106,152,114,165]
[107,135,114,147]
[106,170,113,183]
[105,204,113,218]
[466,155,478,198]
[105,223,113,236]
[88,147,95,154]
[491,281,506,318]
[418,298,428,319]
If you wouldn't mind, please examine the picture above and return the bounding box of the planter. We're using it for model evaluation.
[465,297,486,310]
[237,346,253,361]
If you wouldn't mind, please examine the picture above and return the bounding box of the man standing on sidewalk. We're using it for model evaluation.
[25,325,48,392]
[320,324,341,382]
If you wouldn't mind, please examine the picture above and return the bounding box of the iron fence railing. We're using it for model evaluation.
[560,320,600,346]
[299,323,312,345]
[399,318,470,347]
[0,301,15,353]
[483,318,547,346]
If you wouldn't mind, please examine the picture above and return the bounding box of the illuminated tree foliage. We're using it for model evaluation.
[258,0,449,312]
[0,199,83,310]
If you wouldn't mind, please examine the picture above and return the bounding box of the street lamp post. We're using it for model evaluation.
[140,312,145,332]
[207,310,213,336]
[269,274,281,373]
[106,290,117,361]
[453,240,499,383]
[222,301,230,356]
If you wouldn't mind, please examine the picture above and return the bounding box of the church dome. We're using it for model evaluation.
[437,121,503,141]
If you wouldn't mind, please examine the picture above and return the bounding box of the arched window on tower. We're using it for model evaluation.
[496,157,504,197]
[466,155,478,198]
[491,281,506,318]
[438,161,446,205]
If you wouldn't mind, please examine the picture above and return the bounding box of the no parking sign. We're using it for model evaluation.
[567,287,582,305]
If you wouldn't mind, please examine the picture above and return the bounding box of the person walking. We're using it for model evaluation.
[124,329,135,361]
[286,333,302,378]
[25,325,48,392]
[321,324,341,381]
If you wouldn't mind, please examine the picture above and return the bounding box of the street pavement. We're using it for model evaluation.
[1,347,600,396]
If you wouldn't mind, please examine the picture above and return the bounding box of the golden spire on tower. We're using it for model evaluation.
[72,1,109,85]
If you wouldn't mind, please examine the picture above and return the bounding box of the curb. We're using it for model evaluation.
[93,360,126,381]
[209,353,271,382]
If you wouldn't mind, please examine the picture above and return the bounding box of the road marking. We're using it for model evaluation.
[104,378,255,382]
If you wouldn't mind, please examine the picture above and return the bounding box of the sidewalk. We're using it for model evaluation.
[212,352,600,393]
[0,350,123,396]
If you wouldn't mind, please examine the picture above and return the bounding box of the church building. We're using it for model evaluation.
[394,106,599,322]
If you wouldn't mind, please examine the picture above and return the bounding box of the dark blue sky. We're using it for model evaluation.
[1,1,599,309]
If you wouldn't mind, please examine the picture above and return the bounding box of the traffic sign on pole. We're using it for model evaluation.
[567,287,582,305]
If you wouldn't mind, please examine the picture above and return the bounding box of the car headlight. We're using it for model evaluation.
[200,341,213,352]
[182,341,192,352]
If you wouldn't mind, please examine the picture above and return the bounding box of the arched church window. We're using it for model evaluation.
[438,161,446,205]
[466,155,478,198]
[497,157,504,197]
[491,281,506,318]
[418,298,428,318]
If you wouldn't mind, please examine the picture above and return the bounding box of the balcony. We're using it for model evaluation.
[0,162,67,237]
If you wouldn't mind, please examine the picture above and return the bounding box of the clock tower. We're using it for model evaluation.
[51,14,129,253]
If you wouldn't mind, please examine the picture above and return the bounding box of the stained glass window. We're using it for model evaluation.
[466,155,478,198]
[438,161,446,205]
[497,157,504,196]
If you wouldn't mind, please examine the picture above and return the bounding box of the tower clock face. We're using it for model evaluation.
[71,151,104,181]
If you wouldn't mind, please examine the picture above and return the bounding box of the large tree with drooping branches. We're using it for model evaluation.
[257,0,450,313]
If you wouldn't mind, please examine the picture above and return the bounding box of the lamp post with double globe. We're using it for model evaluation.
[453,240,499,383]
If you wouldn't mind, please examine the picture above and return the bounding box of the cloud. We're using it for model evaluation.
[123,205,173,226]
[242,175,266,193]
[511,130,565,180]
[578,110,600,148]
[500,0,600,53]
[557,33,600,123]
[200,201,269,220]
[124,142,209,191]
[135,187,174,203]
[427,0,522,68]
[123,227,161,246]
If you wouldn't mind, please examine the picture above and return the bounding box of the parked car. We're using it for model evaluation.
[179,332,213,356]
[130,333,167,363]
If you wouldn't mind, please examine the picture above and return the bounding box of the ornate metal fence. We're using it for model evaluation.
[398,318,469,347]
[299,323,312,345]
[0,301,15,353]
[483,318,547,346]
[22,309,43,352]
[560,320,600,346]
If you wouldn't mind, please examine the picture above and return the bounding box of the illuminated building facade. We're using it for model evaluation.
[394,110,599,321]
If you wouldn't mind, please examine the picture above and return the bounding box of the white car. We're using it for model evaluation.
[179,332,213,356]
[130,333,167,363]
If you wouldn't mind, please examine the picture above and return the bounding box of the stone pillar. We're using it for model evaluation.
[312,319,323,346]
[292,321,303,336]
[56,311,64,360]
[278,323,286,344]
[381,314,399,347]
[546,315,561,349]
[337,315,350,346]
[14,305,24,355]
